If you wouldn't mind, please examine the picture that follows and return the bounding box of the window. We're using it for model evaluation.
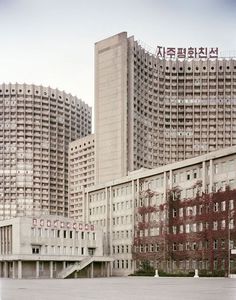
[172,243,177,251]
[221,220,226,229]
[221,239,225,249]
[213,221,218,230]
[213,240,218,250]
[172,208,177,217]
[32,245,40,254]
[221,201,226,211]
[186,224,190,233]
[172,226,177,234]
[198,222,203,232]
[213,202,219,212]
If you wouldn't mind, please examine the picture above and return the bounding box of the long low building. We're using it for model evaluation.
[84,146,236,276]
[0,215,112,279]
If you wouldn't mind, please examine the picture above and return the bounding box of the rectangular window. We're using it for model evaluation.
[221,220,226,230]
[32,246,40,254]
[186,224,190,233]
[213,240,218,250]
[213,221,218,230]
[221,201,226,211]
[213,202,219,212]
[172,226,177,234]
[172,208,177,218]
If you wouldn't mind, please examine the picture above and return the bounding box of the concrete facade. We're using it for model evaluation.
[69,134,95,220]
[84,146,236,275]
[0,83,91,219]
[95,32,128,184]
[0,216,112,279]
[95,32,236,184]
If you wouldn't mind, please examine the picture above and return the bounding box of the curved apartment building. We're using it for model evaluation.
[0,83,91,219]
[95,32,236,184]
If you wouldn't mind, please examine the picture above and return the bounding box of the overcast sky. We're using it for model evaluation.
[0,0,236,108]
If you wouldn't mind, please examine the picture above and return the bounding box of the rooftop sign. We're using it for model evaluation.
[156,46,219,59]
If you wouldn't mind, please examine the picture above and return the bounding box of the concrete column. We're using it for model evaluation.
[12,261,16,279]
[101,262,104,277]
[49,261,53,279]
[18,261,22,279]
[164,171,167,201]
[4,261,8,278]
[202,161,206,192]
[36,261,39,278]
[0,262,2,277]
[169,170,173,189]
[90,262,94,278]
[63,261,66,269]
[106,262,110,277]
[209,159,213,192]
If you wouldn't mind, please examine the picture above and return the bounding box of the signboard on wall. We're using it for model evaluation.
[32,218,94,231]
[156,46,219,59]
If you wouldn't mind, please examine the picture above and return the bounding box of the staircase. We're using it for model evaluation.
[57,257,95,279]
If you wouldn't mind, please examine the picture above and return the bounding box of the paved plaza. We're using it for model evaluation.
[0,277,236,300]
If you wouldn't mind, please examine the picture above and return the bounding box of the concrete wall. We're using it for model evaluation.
[95,32,128,184]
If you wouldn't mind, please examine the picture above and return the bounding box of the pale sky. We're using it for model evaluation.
[0,0,235,108]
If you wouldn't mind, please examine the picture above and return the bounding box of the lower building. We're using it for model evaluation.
[69,134,95,220]
[84,146,236,276]
[0,216,112,279]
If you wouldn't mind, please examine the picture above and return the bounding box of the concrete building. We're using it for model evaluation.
[0,215,112,279]
[69,134,95,220]
[95,32,236,184]
[0,83,91,219]
[84,146,236,276]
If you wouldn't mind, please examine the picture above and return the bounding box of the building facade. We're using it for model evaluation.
[0,216,112,279]
[69,134,95,220]
[0,83,91,219]
[84,147,236,276]
[95,32,236,184]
